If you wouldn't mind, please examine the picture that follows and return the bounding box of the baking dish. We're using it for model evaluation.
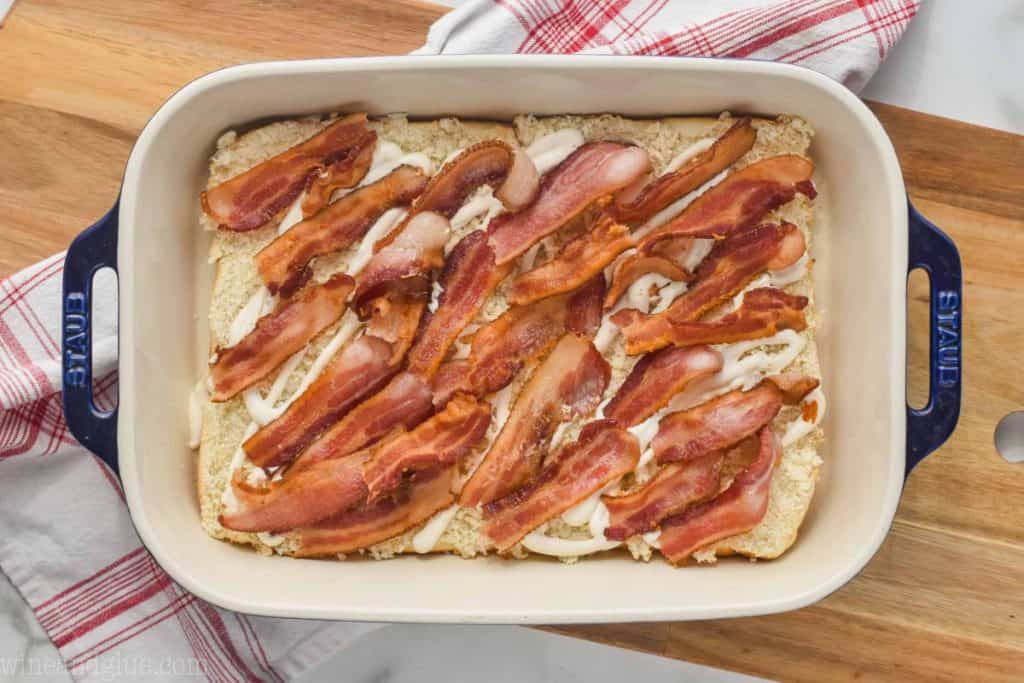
[60,55,961,623]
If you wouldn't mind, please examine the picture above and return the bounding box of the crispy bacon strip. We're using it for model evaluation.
[243,335,396,468]
[293,466,455,557]
[374,141,516,252]
[209,274,354,401]
[638,154,815,250]
[612,223,805,354]
[202,114,375,232]
[653,382,783,464]
[483,421,640,552]
[434,276,605,405]
[289,371,435,472]
[405,231,511,379]
[460,335,611,507]
[244,295,425,469]
[603,453,723,541]
[509,216,633,306]
[613,118,757,223]
[765,373,820,403]
[363,394,491,502]
[300,138,377,218]
[603,345,723,427]
[351,211,450,317]
[219,452,368,533]
[487,142,651,265]
[256,165,427,296]
[659,427,780,564]
[636,288,808,352]
[603,249,693,310]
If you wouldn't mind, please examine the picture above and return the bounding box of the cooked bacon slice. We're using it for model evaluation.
[435,276,605,405]
[460,335,610,507]
[351,211,450,317]
[364,298,427,364]
[363,394,491,502]
[509,216,633,306]
[209,274,354,401]
[300,138,377,218]
[243,335,396,468]
[603,453,723,541]
[638,154,814,251]
[612,223,805,354]
[289,371,435,471]
[256,165,427,296]
[495,145,541,211]
[632,288,808,352]
[764,373,820,403]
[659,427,780,564]
[487,142,651,265]
[653,382,783,464]
[293,466,455,557]
[202,114,375,232]
[373,141,517,252]
[219,452,368,533]
[613,118,757,223]
[483,421,640,552]
[405,231,511,379]
[603,248,693,310]
[603,345,723,427]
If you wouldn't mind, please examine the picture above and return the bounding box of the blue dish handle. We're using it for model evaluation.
[906,201,962,473]
[61,202,120,475]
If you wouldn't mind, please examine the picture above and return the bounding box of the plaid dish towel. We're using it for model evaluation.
[418,0,920,91]
[0,1,917,680]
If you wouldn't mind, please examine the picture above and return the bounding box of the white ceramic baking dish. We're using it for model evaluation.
[60,55,962,623]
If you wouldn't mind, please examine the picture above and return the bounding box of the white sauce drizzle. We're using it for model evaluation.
[526,129,585,175]
[682,238,715,273]
[187,380,208,449]
[362,141,434,186]
[241,313,362,426]
[428,280,444,314]
[641,529,661,549]
[782,387,827,447]
[277,192,306,234]
[347,207,408,275]
[524,498,620,557]
[664,138,715,173]
[412,505,460,553]
[450,186,504,232]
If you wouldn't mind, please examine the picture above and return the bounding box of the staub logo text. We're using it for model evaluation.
[935,290,960,387]
[64,293,89,387]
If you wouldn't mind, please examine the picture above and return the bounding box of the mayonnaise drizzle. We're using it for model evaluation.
[664,138,714,173]
[362,141,434,186]
[188,380,208,449]
[781,386,826,447]
[412,505,460,553]
[451,186,504,233]
[526,129,584,175]
[277,192,306,234]
[348,207,407,275]
[241,312,362,426]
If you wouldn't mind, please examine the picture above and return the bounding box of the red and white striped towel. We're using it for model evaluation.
[418,0,919,91]
[0,2,917,680]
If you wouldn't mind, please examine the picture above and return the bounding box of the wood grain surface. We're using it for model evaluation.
[2,2,1022,681]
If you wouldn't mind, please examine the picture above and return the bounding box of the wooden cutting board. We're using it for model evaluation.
[2,2,1022,680]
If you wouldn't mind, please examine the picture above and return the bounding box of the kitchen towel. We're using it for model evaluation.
[418,0,920,92]
[0,1,918,680]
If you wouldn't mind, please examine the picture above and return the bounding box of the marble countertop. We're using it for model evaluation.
[0,1,1019,681]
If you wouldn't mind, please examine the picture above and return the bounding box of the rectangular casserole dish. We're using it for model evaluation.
[60,55,962,623]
